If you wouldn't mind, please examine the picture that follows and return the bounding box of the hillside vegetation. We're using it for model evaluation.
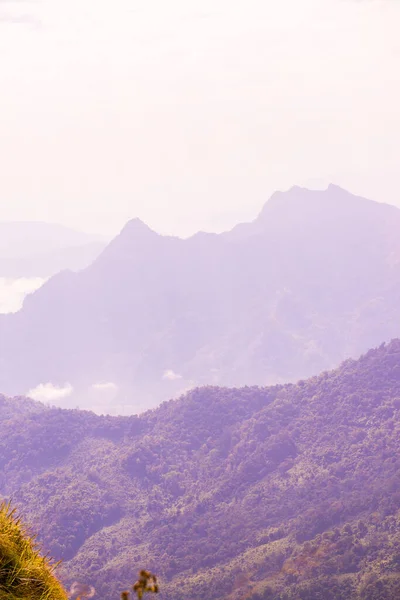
[2,185,400,412]
[1,340,400,599]
[0,503,67,600]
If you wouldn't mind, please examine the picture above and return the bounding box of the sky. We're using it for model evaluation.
[0,0,399,236]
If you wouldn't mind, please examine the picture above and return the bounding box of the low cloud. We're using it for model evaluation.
[91,382,119,391]
[0,277,46,314]
[162,369,183,381]
[27,382,74,403]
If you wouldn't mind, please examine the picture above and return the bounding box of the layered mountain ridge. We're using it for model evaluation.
[1,185,400,412]
[0,221,107,278]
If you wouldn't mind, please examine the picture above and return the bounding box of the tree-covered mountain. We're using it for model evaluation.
[1,184,400,412]
[1,340,400,599]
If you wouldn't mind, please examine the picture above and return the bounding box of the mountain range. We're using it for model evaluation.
[0,221,107,278]
[0,185,399,412]
[1,339,400,599]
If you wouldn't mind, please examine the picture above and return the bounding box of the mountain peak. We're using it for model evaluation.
[112,217,160,249]
[326,183,347,193]
[257,183,383,223]
[120,218,157,238]
[90,218,160,266]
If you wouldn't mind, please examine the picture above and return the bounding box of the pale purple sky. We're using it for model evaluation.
[0,0,399,236]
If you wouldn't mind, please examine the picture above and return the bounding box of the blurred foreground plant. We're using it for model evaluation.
[0,501,67,600]
[121,570,159,600]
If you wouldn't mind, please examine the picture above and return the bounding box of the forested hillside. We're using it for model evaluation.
[2,185,400,412]
[1,340,400,599]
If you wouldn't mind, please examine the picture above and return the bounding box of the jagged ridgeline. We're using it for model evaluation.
[0,502,67,600]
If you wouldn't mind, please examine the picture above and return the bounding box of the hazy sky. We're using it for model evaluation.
[0,0,399,236]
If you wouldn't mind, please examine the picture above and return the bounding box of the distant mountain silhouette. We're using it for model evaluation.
[0,221,107,277]
[1,185,400,411]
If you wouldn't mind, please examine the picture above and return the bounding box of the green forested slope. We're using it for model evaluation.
[1,340,400,599]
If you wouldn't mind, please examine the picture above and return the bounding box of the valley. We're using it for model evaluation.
[1,340,400,599]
